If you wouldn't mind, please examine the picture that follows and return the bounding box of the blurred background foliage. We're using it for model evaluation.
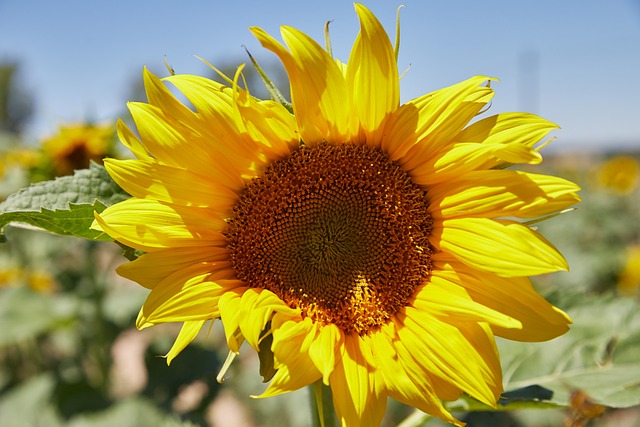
[1,55,640,427]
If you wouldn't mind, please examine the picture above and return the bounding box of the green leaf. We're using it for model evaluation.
[499,385,554,406]
[0,162,130,241]
[0,287,75,347]
[0,374,58,426]
[66,397,179,427]
[498,293,640,409]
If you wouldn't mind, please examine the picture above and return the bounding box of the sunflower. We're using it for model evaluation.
[41,122,115,176]
[596,155,639,195]
[93,4,580,426]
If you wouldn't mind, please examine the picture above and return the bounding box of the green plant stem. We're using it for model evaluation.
[397,409,432,427]
[84,240,111,392]
[310,381,338,427]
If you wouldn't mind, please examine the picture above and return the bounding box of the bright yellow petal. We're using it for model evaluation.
[104,159,239,209]
[116,118,149,160]
[329,335,386,427]
[427,169,581,219]
[346,3,399,146]
[368,330,463,426]
[129,102,240,183]
[308,323,343,385]
[412,279,521,329]
[407,141,542,185]
[136,263,240,328]
[259,315,322,397]
[234,94,299,158]
[250,26,350,144]
[218,287,249,353]
[454,112,559,169]
[116,246,229,289]
[163,74,267,181]
[165,319,207,365]
[396,309,502,406]
[238,288,297,350]
[432,253,572,341]
[385,76,495,162]
[143,67,200,129]
[92,199,226,252]
[431,217,568,277]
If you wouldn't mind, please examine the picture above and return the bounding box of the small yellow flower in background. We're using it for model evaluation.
[41,122,115,176]
[26,270,57,294]
[617,244,640,296]
[0,148,41,179]
[0,266,56,294]
[5,148,41,168]
[0,267,21,287]
[596,155,639,195]
[93,4,580,426]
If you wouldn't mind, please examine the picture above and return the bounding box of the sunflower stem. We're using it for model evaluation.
[310,381,338,427]
[397,408,433,427]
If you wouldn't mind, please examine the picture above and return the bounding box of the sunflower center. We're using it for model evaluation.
[226,143,433,335]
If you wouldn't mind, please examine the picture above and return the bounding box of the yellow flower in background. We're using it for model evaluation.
[596,155,639,195]
[0,266,56,294]
[93,4,580,426]
[618,245,640,296]
[0,148,41,179]
[41,123,115,176]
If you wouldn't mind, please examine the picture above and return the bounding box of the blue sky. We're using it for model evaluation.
[1,0,639,152]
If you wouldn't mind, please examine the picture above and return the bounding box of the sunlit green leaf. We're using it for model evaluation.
[498,293,640,409]
[0,162,130,241]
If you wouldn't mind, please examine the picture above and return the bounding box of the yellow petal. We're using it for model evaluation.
[431,217,569,277]
[386,76,495,162]
[218,287,249,353]
[92,199,226,252]
[346,3,399,146]
[136,264,240,328]
[116,118,149,160]
[238,288,297,350]
[250,25,350,144]
[432,253,572,341]
[407,141,541,185]
[163,74,267,181]
[368,329,463,426]
[235,95,298,158]
[427,170,581,219]
[308,323,343,385]
[397,309,502,406]
[165,320,207,365]
[454,112,558,169]
[116,246,230,289]
[104,158,239,209]
[143,67,199,128]
[258,315,322,397]
[412,279,521,329]
[128,102,219,178]
[329,335,386,427]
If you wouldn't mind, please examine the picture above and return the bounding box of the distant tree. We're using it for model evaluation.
[0,62,34,135]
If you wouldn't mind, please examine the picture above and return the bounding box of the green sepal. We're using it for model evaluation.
[258,321,277,383]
